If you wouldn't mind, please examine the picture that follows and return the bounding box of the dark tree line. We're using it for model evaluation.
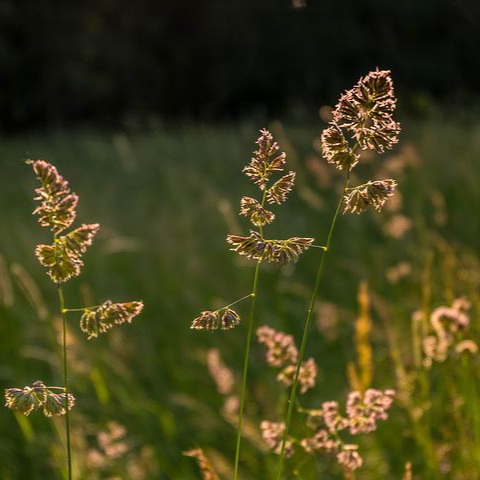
[0,0,479,130]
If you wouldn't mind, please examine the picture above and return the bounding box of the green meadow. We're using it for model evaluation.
[1,115,480,479]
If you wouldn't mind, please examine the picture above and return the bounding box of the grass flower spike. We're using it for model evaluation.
[239,197,275,226]
[5,381,75,417]
[276,70,401,478]
[321,124,359,171]
[242,129,287,190]
[5,160,143,480]
[29,160,79,233]
[35,223,100,283]
[226,232,314,265]
[80,300,144,339]
[190,129,316,480]
[332,69,401,153]
[343,179,397,214]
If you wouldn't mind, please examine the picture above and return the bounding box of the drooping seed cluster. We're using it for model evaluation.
[422,297,476,368]
[5,380,75,417]
[257,325,317,394]
[226,231,314,266]
[320,70,400,215]
[80,300,144,339]
[191,308,241,331]
[343,179,398,215]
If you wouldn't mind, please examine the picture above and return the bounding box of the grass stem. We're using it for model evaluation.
[275,172,349,479]
[233,261,261,480]
[58,286,72,480]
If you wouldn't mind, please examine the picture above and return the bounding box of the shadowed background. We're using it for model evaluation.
[0,0,480,130]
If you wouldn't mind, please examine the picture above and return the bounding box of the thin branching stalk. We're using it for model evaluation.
[234,188,268,479]
[4,161,143,479]
[58,286,72,480]
[233,261,261,480]
[276,172,350,479]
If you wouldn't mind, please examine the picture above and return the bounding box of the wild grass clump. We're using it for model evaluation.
[3,72,480,480]
[4,160,143,479]
[188,69,402,479]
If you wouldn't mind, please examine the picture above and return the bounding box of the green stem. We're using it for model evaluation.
[233,261,261,480]
[58,287,72,480]
[276,172,349,479]
[222,293,255,311]
[62,306,100,313]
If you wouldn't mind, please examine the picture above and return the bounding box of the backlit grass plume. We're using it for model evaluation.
[190,129,316,480]
[275,70,401,478]
[5,381,75,417]
[227,129,313,268]
[190,129,314,335]
[5,160,143,480]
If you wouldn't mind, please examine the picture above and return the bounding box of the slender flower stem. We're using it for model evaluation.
[276,172,350,479]
[58,286,72,480]
[222,293,255,311]
[63,305,101,313]
[233,261,261,480]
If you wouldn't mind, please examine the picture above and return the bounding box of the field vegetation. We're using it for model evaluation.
[1,109,480,478]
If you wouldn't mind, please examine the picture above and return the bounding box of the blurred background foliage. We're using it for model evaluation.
[0,0,480,131]
[1,1,480,479]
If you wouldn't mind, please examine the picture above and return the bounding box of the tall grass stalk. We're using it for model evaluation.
[233,261,260,480]
[233,185,271,478]
[274,69,400,477]
[275,172,349,479]
[191,129,315,478]
[58,286,72,480]
[4,160,143,480]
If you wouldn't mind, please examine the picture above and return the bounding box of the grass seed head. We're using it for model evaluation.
[191,310,221,331]
[343,180,397,214]
[80,300,144,339]
[243,129,286,190]
[5,381,74,417]
[332,69,401,154]
[321,124,359,171]
[28,160,79,234]
[266,171,296,205]
[239,196,275,227]
[35,224,100,283]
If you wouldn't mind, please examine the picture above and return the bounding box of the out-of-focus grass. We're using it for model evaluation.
[0,115,480,479]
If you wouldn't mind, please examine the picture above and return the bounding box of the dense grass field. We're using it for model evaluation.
[1,115,480,479]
